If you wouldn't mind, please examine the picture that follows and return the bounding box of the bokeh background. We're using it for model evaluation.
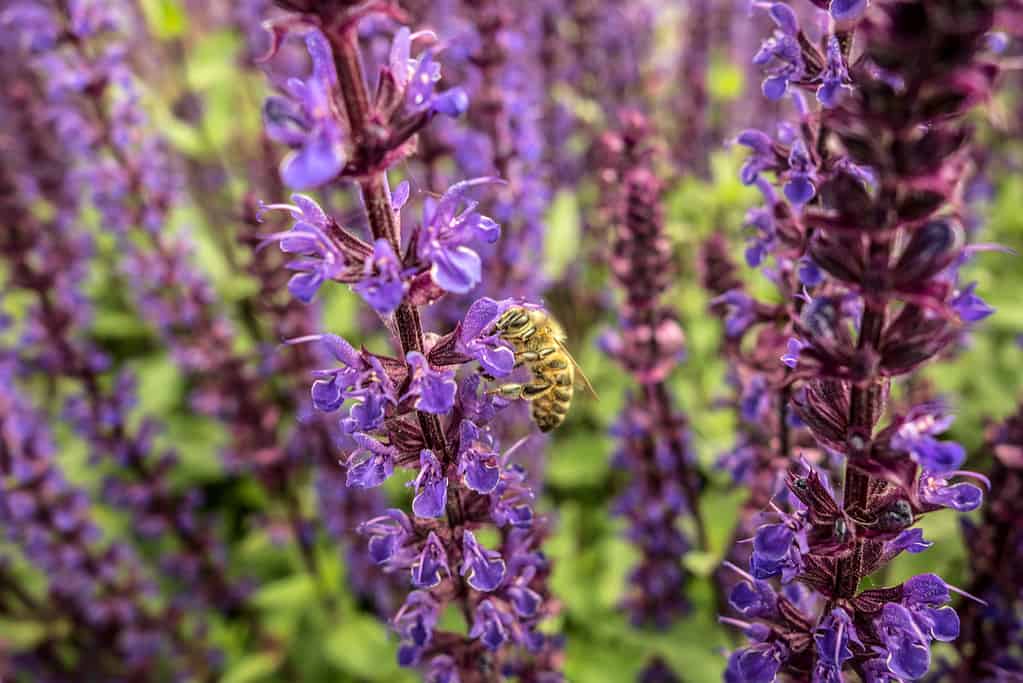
[2,1,1021,681]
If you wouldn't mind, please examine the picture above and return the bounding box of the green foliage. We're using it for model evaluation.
[139,0,189,40]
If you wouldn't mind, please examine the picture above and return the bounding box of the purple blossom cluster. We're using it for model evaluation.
[598,111,703,629]
[257,2,561,679]
[714,1,1011,680]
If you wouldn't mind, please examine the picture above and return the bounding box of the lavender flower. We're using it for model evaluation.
[257,3,561,678]
[599,110,704,628]
[718,0,1005,679]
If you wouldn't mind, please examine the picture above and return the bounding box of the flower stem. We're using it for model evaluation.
[836,304,887,598]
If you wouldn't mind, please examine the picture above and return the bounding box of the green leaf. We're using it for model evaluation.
[324,614,414,681]
[546,433,610,488]
[0,618,49,650]
[220,653,282,683]
[252,574,316,612]
[139,0,188,40]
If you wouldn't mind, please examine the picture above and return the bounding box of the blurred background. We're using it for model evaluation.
[1,0,1021,681]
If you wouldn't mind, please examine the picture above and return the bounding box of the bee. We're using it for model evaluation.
[488,306,597,432]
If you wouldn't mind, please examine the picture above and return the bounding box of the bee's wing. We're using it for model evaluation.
[554,338,598,400]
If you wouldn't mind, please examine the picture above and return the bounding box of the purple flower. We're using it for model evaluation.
[307,334,397,432]
[404,352,456,415]
[886,528,933,557]
[394,590,439,664]
[918,471,984,512]
[737,130,777,185]
[457,420,501,494]
[783,139,816,206]
[830,0,868,23]
[417,179,501,294]
[752,4,804,101]
[724,641,788,683]
[891,407,962,472]
[346,434,397,488]
[353,239,405,315]
[740,375,771,423]
[488,466,535,529]
[728,578,778,620]
[798,258,824,286]
[390,28,469,118]
[817,37,850,108]
[781,338,805,368]
[456,298,516,376]
[361,509,414,565]
[263,31,345,189]
[426,655,461,683]
[505,566,542,618]
[950,282,994,323]
[813,609,859,683]
[744,207,777,267]
[876,574,960,680]
[750,519,806,582]
[410,449,448,519]
[711,290,757,338]
[263,194,349,302]
[469,600,508,650]
[411,532,450,588]
[460,530,505,592]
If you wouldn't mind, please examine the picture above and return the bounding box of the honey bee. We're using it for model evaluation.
[488,306,597,432]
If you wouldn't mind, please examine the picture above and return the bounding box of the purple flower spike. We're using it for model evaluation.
[411,450,448,519]
[411,532,450,589]
[353,239,405,315]
[404,352,456,414]
[346,434,397,488]
[460,530,505,592]
[457,421,501,494]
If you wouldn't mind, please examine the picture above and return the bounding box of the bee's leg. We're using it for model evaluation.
[488,379,551,400]
[506,324,537,342]
[521,379,552,399]
[514,351,539,369]
[489,383,526,399]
